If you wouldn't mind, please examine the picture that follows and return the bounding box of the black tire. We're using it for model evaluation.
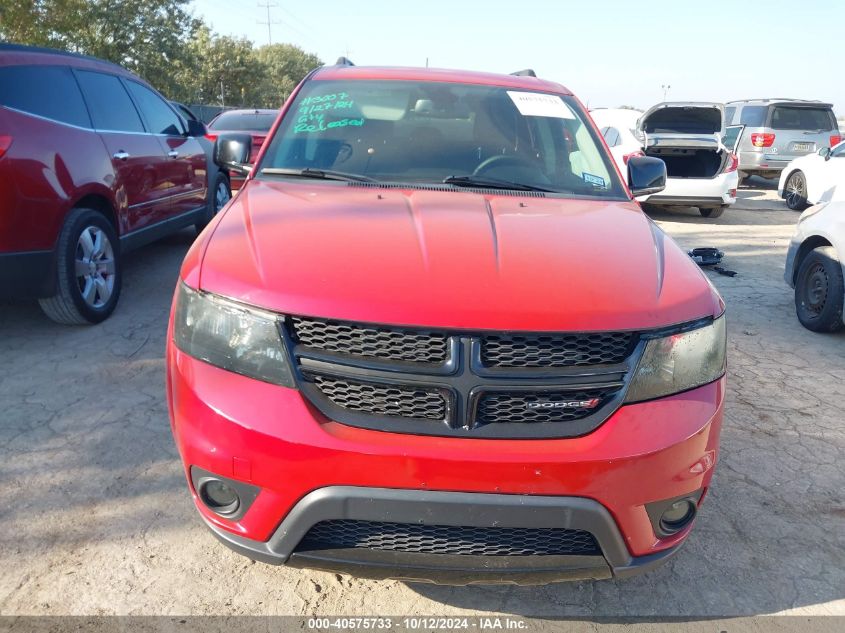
[794,246,844,333]
[699,207,725,218]
[196,172,231,234]
[38,208,122,325]
[784,170,809,211]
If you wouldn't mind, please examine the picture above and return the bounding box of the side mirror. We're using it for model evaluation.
[819,147,831,160]
[214,133,252,175]
[185,118,207,137]
[627,155,667,197]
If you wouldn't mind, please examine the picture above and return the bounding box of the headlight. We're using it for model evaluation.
[173,283,295,387]
[625,316,726,403]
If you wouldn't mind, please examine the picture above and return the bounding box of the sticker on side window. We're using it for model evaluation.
[582,172,606,188]
[507,91,576,119]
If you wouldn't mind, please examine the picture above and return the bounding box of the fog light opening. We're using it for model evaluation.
[199,478,241,516]
[659,499,696,534]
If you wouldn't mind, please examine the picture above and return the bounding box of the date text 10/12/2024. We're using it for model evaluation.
[306,618,529,630]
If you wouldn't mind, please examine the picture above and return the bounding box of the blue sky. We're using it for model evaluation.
[192,0,844,114]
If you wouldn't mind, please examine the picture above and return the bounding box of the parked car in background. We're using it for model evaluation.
[777,141,845,210]
[636,102,740,218]
[171,100,232,219]
[590,108,644,176]
[168,63,727,585]
[784,188,845,332]
[205,108,277,189]
[726,99,841,182]
[0,43,227,324]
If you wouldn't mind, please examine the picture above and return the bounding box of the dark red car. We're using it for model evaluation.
[0,44,230,324]
[168,63,726,584]
[205,109,277,190]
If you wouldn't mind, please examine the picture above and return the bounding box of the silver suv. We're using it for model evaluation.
[726,99,840,181]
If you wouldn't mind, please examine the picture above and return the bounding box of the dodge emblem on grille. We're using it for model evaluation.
[527,398,601,410]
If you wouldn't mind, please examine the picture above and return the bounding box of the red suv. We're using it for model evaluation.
[167,62,727,584]
[0,44,230,324]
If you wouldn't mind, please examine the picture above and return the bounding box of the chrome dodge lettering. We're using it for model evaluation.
[527,399,601,410]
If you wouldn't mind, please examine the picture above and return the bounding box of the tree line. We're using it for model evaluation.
[0,0,323,108]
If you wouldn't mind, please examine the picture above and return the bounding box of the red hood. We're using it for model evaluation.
[197,180,721,331]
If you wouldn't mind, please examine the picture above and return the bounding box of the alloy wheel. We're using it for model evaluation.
[74,226,116,308]
[786,173,806,209]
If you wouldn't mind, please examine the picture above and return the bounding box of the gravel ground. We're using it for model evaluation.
[1,179,843,618]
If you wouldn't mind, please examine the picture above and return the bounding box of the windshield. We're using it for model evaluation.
[258,79,625,197]
[209,111,277,132]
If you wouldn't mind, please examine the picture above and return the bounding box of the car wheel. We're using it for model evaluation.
[196,172,231,234]
[784,171,809,211]
[794,246,844,333]
[699,207,725,219]
[38,208,121,325]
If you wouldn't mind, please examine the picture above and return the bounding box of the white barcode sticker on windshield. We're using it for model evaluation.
[507,91,575,119]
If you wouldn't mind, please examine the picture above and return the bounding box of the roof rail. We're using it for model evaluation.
[0,42,126,72]
[727,97,823,104]
[335,56,355,67]
[510,69,537,77]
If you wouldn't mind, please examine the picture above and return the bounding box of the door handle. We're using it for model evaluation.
[113,151,130,161]
[168,150,179,158]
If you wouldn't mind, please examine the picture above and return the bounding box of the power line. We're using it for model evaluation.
[257,1,281,45]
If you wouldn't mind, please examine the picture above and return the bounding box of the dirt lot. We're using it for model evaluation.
[1,179,843,618]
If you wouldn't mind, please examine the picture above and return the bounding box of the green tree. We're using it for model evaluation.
[254,43,321,107]
[74,0,200,99]
[1,0,198,98]
[0,0,89,48]
[0,1,321,107]
[174,25,265,107]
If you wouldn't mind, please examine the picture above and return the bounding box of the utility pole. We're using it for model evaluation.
[219,80,225,108]
[257,1,281,45]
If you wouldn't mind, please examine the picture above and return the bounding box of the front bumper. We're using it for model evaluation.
[168,347,724,583]
[784,237,802,287]
[202,487,683,584]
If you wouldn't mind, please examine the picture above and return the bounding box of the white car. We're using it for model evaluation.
[777,141,845,211]
[593,104,741,219]
[784,189,845,332]
[636,102,741,219]
[589,108,645,176]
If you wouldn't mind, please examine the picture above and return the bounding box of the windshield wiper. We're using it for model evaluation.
[443,175,555,192]
[260,167,377,183]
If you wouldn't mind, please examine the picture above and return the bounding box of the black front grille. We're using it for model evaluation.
[290,316,448,364]
[297,520,600,556]
[481,332,636,368]
[290,316,640,437]
[475,389,616,426]
[309,374,448,421]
